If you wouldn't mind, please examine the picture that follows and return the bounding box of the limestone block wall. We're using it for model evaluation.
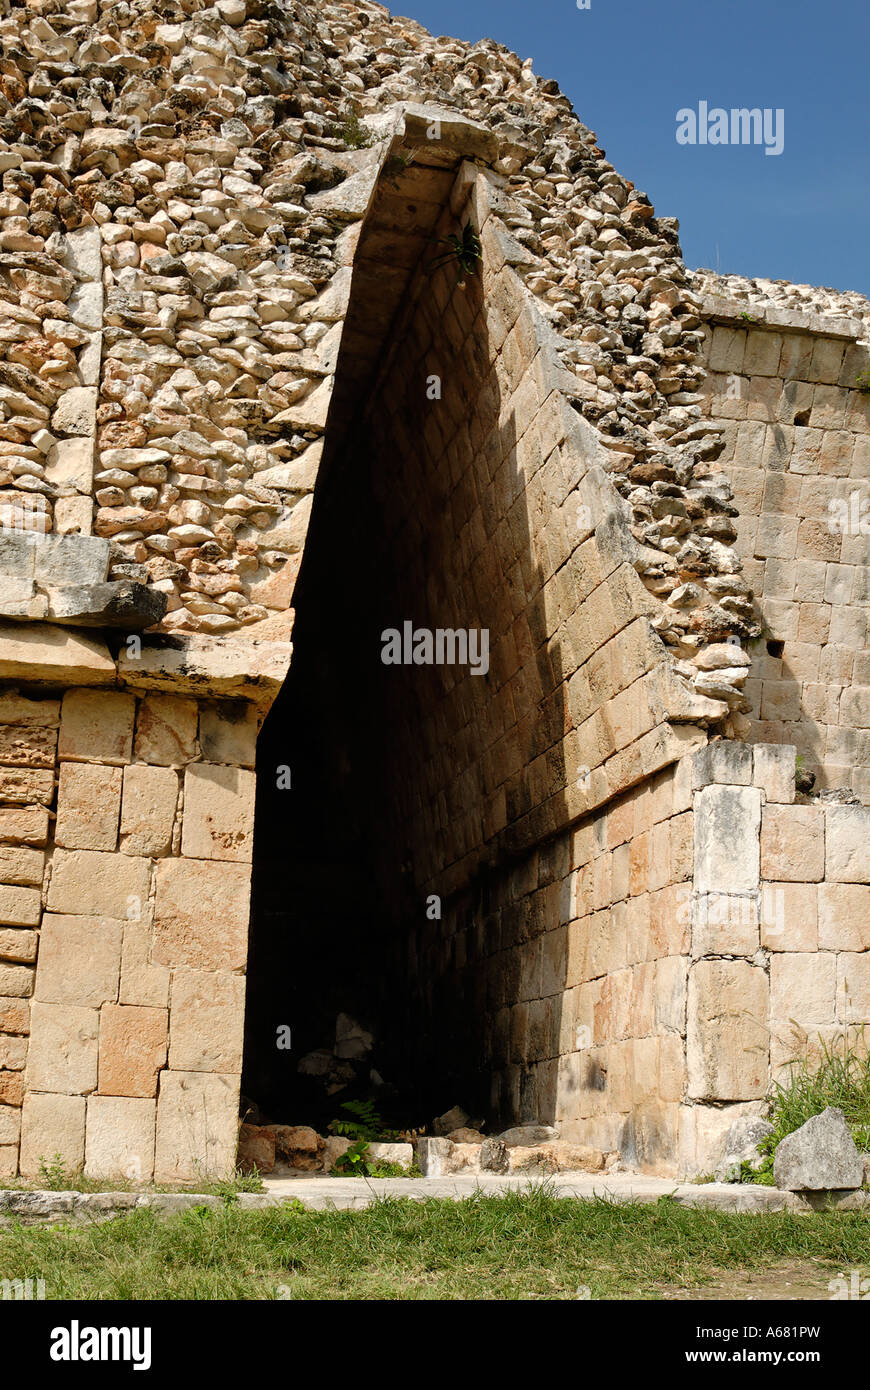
[680,742,870,1175]
[698,297,870,798]
[0,677,260,1181]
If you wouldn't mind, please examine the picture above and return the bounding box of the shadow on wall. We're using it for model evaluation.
[242,203,573,1133]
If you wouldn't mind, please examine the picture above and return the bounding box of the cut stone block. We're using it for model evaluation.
[153,859,250,971]
[119,918,170,1009]
[51,385,97,436]
[0,1102,21,1145]
[180,763,255,862]
[198,701,258,768]
[0,996,29,1032]
[58,689,135,764]
[0,806,49,844]
[0,844,44,886]
[84,1095,155,1181]
[770,951,836,1025]
[0,624,114,686]
[0,723,56,767]
[0,963,34,997]
[693,785,761,895]
[54,762,122,850]
[47,849,151,921]
[0,694,59,727]
[0,769,54,806]
[825,806,870,883]
[687,959,769,1100]
[34,914,122,1008]
[19,1092,85,1177]
[168,970,244,1073]
[26,1002,99,1095]
[818,884,870,951]
[154,1070,239,1182]
[0,884,41,926]
[45,581,167,630]
[98,1004,167,1098]
[119,764,178,857]
[760,805,824,882]
[0,928,38,963]
[753,744,796,804]
[133,694,198,766]
[45,436,94,493]
[34,534,110,587]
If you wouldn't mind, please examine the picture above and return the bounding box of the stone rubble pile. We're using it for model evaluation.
[693,268,870,347]
[0,0,797,720]
[237,1115,615,1177]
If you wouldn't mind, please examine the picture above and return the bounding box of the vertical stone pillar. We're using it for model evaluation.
[0,627,281,1183]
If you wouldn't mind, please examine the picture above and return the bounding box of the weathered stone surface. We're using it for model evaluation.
[119,919,170,1010]
[19,1093,85,1177]
[0,996,29,1033]
[480,1136,509,1173]
[0,806,49,845]
[118,636,291,712]
[85,1096,155,1181]
[0,928,37,964]
[825,807,870,883]
[273,1124,321,1169]
[55,762,122,850]
[153,859,250,971]
[0,845,43,886]
[367,1141,414,1170]
[47,850,150,921]
[0,624,114,686]
[687,960,769,1100]
[26,1002,99,1095]
[0,964,33,998]
[0,884,41,926]
[714,1116,775,1182]
[133,695,198,766]
[45,582,167,631]
[761,806,825,883]
[413,1135,452,1176]
[773,1108,864,1191]
[694,786,761,895]
[198,701,258,768]
[32,913,120,1011]
[238,1122,275,1175]
[498,1124,560,1146]
[154,1071,239,1182]
[168,970,244,1073]
[507,1142,605,1173]
[98,1004,167,1098]
[119,765,178,857]
[181,763,255,862]
[0,724,56,767]
[58,690,135,765]
[0,769,54,807]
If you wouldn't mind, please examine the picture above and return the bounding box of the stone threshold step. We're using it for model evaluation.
[2,1174,868,1224]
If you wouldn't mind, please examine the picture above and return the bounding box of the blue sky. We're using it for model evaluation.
[394,0,870,297]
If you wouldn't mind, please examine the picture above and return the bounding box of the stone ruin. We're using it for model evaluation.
[0,0,867,1185]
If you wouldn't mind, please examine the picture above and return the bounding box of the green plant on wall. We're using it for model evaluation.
[855,371,870,394]
[428,220,482,288]
[339,109,371,149]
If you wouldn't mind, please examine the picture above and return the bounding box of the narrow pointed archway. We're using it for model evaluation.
[241,122,571,1133]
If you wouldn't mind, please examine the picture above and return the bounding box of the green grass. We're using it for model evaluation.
[0,1190,868,1300]
[740,1031,870,1183]
[1,1155,264,1197]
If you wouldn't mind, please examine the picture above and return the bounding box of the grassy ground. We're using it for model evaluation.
[1,1189,868,1300]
